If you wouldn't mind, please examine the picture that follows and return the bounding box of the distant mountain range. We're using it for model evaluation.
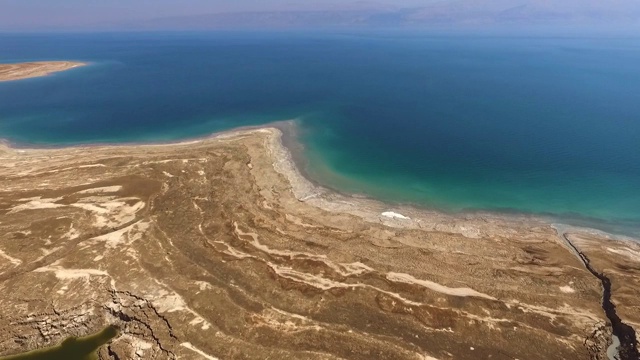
[130,1,640,30]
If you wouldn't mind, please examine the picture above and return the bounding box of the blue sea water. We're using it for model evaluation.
[0,32,639,236]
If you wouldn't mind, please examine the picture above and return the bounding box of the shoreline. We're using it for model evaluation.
[2,120,639,359]
[1,120,638,244]
[276,122,640,242]
[0,61,86,82]
[268,124,640,244]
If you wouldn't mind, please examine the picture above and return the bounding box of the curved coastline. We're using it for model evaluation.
[1,119,638,243]
[276,123,640,243]
[271,121,639,243]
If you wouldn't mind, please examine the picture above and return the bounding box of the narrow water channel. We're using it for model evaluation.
[563,234,639,360]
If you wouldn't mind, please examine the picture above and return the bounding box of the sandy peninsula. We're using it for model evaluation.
[0,123,638,360]
[0,61,85,82]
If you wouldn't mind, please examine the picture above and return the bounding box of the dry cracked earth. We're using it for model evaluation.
[0,127,639,359]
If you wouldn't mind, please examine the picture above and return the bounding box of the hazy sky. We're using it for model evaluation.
[2,0,639,31]
[0,0,426,28]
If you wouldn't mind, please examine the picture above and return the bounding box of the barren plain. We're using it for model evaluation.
[0,126,638,359]
[0,62,84,82]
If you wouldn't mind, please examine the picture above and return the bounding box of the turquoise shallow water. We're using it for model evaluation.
[0,32,639,237]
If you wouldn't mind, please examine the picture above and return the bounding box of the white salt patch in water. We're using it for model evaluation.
[382,211,410,220]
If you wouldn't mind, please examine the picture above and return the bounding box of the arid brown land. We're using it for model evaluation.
[0,62,84,82]
[0,126,638,359]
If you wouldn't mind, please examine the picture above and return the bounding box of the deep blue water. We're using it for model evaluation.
[1,32,639,236]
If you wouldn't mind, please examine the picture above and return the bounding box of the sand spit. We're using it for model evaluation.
[0,61,85,82]
[0,123,638,360]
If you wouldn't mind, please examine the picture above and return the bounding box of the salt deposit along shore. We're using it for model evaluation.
[0,61,85,82]
[0,123,638,359]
